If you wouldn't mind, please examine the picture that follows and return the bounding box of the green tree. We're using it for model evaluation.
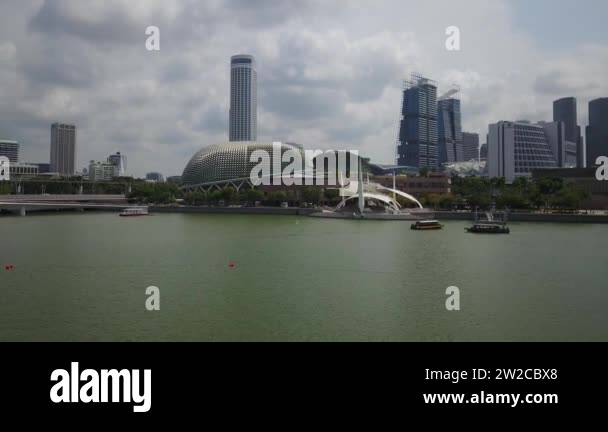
[301,186,322,205]
[267,190,287,205]
[221,186,237,204]
[0,182,11,195]
[439,194,456,209]
[246,188,264,204]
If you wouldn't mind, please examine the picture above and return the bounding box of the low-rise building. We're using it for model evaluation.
[372,172,451,197]
[88,160,115,182]
[10,163,39,179]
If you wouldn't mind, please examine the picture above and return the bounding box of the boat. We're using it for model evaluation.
[119,207,149,217]
[466,210,510,234]
[466,222,510,234]
[411,220,443,230]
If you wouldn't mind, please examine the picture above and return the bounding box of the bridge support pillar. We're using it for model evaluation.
[19,206,26,216]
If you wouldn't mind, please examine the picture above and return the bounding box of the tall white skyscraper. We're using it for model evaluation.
[229,54,257,142]
[50,123,76,175]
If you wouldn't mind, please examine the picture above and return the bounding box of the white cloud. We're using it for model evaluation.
[0,0,606,176]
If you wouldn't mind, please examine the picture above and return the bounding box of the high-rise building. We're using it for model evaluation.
[553,97,584,167]
[0,140,19,163]
[50,123,76,175]
[538,121,577,168]
[437,98,463,164]
[462,132,479,162]
[479,143,488,161]
[108,152,127,177]
[397,74,438,168]
[488,121,563,183]
[146,172,164,182]
[586,98,608,167]
[229,54,257,142]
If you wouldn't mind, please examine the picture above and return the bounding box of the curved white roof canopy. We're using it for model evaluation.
[374,185,423,209]
[336,192,401,212]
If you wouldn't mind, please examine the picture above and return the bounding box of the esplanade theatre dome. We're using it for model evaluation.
[181,141,303,186]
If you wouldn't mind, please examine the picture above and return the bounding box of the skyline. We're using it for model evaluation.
[0,0,607,177]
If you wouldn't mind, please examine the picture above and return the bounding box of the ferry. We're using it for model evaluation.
[411,220,443,230]
[119,207,149,217]
[466,210,510,234]
[466,222,510,234]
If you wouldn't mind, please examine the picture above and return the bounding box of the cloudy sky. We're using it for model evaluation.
[0,0,606,177]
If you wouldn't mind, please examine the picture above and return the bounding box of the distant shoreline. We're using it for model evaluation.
[433,211,608,224]
[2,204,608,223]
[152,206,608,224]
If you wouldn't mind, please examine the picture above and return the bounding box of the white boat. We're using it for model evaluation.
[119,207,149,217]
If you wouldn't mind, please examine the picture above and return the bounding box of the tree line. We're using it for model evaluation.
[2,175,590,210]
[421,176,589,210]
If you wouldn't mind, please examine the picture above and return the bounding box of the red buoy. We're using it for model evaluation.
[228,261,236,269]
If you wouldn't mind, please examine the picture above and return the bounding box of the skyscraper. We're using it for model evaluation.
[553,97,583,167]
[479,143,488,161]
[0,140,19,163]
[50,123,76,175]
[437,98,463,164]
[108,152,127,177]
[229,54,257,142]
[462,132,480,162]
[488,121,561,183]
[586,98,608,167]
[397,74,438,168]
[538,121,577,167]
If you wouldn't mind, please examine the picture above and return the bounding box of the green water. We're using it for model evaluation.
[0,212,606,341]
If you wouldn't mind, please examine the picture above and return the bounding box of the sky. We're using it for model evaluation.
[0,0,606,178]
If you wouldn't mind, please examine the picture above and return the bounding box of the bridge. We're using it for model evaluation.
[0,194,130,216]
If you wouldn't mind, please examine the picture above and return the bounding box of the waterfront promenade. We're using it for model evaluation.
[2,197,608,223]
[0,194,129,215]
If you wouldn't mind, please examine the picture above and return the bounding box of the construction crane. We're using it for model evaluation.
[438,86,460,101]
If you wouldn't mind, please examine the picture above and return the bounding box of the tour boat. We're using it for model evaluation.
[466,209,510,234]
[466,222,510,234]
[119,207,149,217]
[411,220,443,230]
